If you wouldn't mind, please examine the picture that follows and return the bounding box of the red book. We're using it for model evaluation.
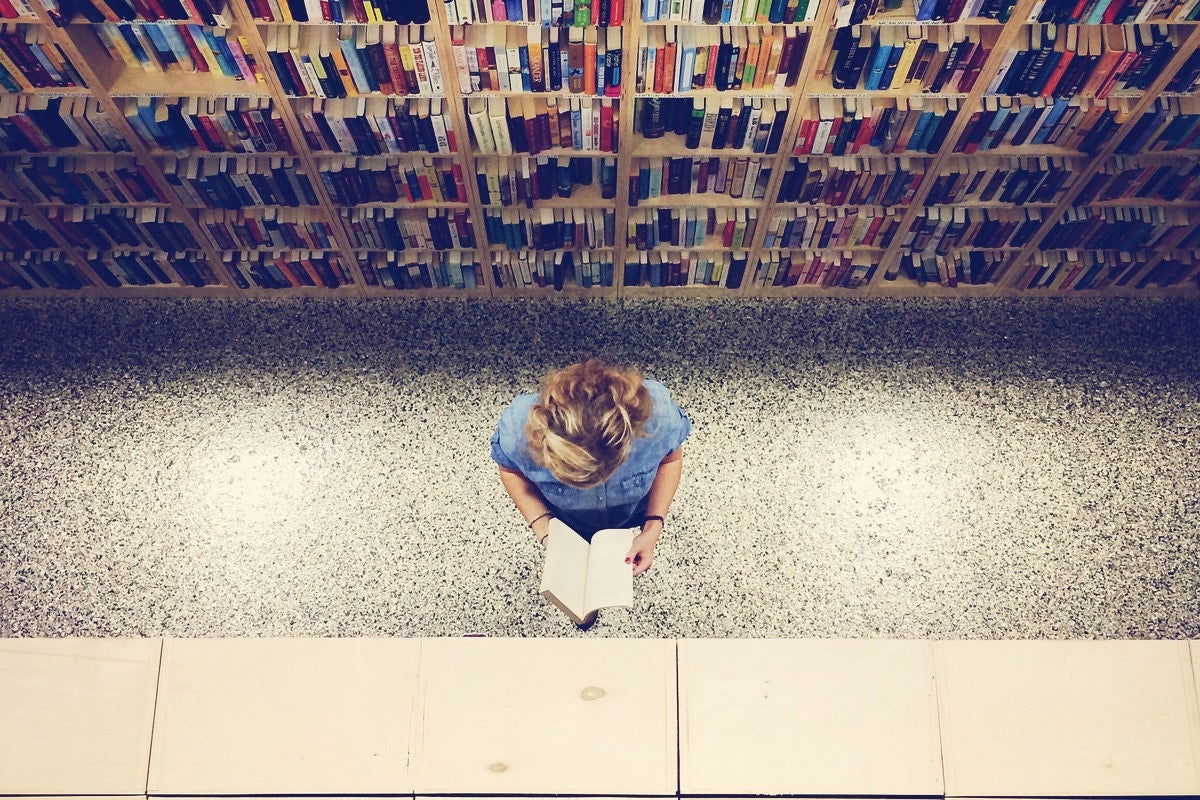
[0,0,21,19]
[1058,262,1086,291]
[267,115,293,153]
[273,257,303,287]
[415,170,433,199]
[1039,49,1074,97]
[176,24,210,72]
[851,111,877,152]
[450,163,467,201]
[599,101,613,151]
[609,0,622,24]
[794,118,816,154]
[347,0,368,23]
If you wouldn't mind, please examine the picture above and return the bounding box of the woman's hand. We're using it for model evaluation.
[625,520,664,576]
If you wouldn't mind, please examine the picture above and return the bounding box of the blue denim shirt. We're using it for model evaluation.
[491,379,691,531]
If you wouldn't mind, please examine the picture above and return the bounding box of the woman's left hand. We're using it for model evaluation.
[625,523,663,577]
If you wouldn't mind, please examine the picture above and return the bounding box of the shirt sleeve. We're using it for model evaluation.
[490,400,524,472]
[648,380,691,454]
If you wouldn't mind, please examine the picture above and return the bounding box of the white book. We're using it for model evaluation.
[466,96,496,153]
[540,520,638,626]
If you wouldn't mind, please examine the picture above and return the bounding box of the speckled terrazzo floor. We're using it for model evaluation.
[0,297,1197,638]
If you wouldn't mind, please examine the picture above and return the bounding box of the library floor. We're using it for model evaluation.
[0,296,1198,638]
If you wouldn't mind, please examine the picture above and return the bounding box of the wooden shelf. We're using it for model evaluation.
[0,0,1197,298]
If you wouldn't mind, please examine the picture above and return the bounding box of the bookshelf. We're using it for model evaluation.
[0,0,1198,295]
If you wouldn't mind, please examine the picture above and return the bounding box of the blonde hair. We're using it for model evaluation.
[525,359,653,488]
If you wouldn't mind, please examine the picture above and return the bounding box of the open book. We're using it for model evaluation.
[540,519,637,626]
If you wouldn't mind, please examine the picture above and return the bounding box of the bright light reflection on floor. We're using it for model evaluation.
[188,422,319,531]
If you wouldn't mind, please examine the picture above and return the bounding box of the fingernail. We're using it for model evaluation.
[625,558,631,563]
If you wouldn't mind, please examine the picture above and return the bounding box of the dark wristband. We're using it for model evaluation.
[642,515,665,526]
[528,511,553,529]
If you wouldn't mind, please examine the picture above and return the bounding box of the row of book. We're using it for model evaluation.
[92,249,216,286]
[245,0,430,23]
[341,206,475,249]
[454,25,621,96]
[466,96,618,154]
[1041,204,1188,250]
[0,154,169,205]
[0,253,93,290]
[224,248,352,289]
[989,24,1179,100]
[900,205,1042,251]
[636,25,808,93]
[120,96,294,154]
[1119,97,1200,153]
[629,206,758,248]
[294,97,456,156]
[624,249,746,287]
[777,155,924,205]
[492,249,615,289]
[631,154,771,201]
[895,249,1008,286]
[447,0,623,26]
[793,96,955,156]
[1076,156,1200,202]
[318,155,468,204]
[367,250,482,290]
[1013,249,1178,289]
[634,96,787,153]
[1034,0,1200,24]
[1136,254,1200,288]
[844,0,1016,24]
[0,95,129,153]
[642,0,820,22]
[826,24,996,94]
[952,96,1126,154]
[484,206,616,249]
[927,154,1075,204]
[162,155,317,207]
[0,25,84,90]
[266,25,442,99]
[200,207,337,249]
[67,0,229,24]
[763,205,899,248]
[476,155,618,206]
[755,250,878,288]
[0,208,55,250]
[42,205,199,250]
[91,23,259,81]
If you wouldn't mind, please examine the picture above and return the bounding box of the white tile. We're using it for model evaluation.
[148,638,419,795]
[938,640,1200,797]
[413,638,676,795]
[678,639,942,796]
[0,638,161,795]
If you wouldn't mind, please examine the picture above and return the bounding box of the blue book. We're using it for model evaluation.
[339,36,373,93]
[768,0,786,23]
[908,110,935,152]
[638,165,650,198]
[648,258,662,286]
[642,0,656,20]
[1031,97,1068,145]
[506,0,523,20]
[863,33,892,90]
[915,0,937,19]
[518,45,531,91]
[719,0,732,19]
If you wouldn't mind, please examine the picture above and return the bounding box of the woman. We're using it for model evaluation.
[491,359,691,577]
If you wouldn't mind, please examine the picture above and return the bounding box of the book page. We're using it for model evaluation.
[583,527,637,615]
[539,519,590,623]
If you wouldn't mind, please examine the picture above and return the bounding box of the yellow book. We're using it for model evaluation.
[891,25,922,89]
[741,27,760,87]
[753,28,773,88]
[237,35,263,82]
[276,0,294,24]
[328,29,359,95]
[423,157,443,202]
[94,24,140,70]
